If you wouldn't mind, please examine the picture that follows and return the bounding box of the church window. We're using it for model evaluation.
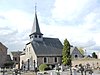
[29,47,30,51]
[27,59,30,70]
[14,57,17,61]
[44,57,47,63]
[39,35,41,38]
[75,55,78,58]
[35,35,37,38]
[22,60,24,64]
[31,36,33,38]
[54,57,57,62]
[27,48,28,52]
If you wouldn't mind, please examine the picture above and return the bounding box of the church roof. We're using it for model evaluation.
[31,13,43,35]
[31,37,63,56]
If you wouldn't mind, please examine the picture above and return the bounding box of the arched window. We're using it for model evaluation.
[35,35,37,38]
[27,59,30,70]
[54,57,57,62]
[39,35,41,38]
[44,57,47,63]
[75,55,78,58]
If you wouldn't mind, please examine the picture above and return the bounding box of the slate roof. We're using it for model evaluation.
[70,47,83,55]
[31,13,43,35]
[31,37,63,56]
[70,47,76,54]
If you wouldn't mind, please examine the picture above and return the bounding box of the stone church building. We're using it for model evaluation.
[20,12,63,70]
[20,8,84,70]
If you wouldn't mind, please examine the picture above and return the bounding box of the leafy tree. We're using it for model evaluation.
[78,47,84,55]
[92,52,98,59]
[62,39,71,66]
[39,64,48,71]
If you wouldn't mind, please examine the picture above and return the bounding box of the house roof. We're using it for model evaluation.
[70,47,83,55]
[70,47,75,54]
[31,37,63,56]
[0,42,8,49]
[11,51,22,56]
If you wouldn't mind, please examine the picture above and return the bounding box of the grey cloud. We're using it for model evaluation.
[72,40,100,54]
[89,25,100,33]
[0,29,18,42]
[6,30,18,36]
[0,28,30,51]
[0,16,6,20]
[1,29,18,37]
[6,32,29,51]
[73,39,96,48]
[73,39,100,52]
[85,45,100,55]
[88,45,100,51]
[0,27,18,43]
[0,27,11,30]
[85,40,96,48]
[6,40,25,51]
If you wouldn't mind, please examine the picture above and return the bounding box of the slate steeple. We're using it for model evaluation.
[30,5,43,41]
[31,5,42,35]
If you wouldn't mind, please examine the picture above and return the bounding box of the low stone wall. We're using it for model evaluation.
[72,58,100,68]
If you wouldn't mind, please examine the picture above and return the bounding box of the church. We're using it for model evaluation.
[20,10,63,70]
[19,6,84,70]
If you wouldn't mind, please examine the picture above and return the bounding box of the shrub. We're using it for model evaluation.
[39,64,48,71]
[4,61,14,68]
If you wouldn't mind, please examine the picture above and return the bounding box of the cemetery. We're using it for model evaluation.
[0,60,100,75]
[0,1,100,75]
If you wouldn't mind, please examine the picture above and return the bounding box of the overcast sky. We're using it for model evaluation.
[0,0,100,54]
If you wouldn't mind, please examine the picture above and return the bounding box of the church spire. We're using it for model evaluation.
[31,3,42,35]
[35,3,37,14]
[30,4,43,41]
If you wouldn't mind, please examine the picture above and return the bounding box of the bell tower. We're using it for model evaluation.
[29,5,43,41]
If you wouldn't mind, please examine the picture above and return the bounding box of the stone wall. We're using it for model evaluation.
[37,56,62,66]
[0,43,7,67]
[72,58,100,68]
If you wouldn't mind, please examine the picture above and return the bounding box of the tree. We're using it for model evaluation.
[62,38,71,66]
[39,64,48,71]
[92,52,98,59]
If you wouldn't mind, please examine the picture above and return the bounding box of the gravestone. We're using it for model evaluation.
[50,71,57,75]
[73,68,77,75]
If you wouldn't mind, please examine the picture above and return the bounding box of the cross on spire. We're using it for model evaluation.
[35,3,37,14]
[30,2,43,35]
